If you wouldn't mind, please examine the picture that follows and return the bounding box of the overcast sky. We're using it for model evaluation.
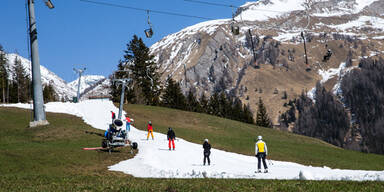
[0,0,250,82]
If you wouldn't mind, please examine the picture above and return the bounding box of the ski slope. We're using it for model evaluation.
[2,100,384,180]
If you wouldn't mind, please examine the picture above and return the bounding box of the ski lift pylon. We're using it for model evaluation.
[144,10,154,38]
[248,29,259,69]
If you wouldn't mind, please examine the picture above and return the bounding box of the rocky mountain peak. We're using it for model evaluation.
[149,0,384,125]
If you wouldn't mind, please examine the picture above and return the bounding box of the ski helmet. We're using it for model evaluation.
[148,121,152,124]
[258,135,262,140]
[204,139,208,142]
[168,127,172,130]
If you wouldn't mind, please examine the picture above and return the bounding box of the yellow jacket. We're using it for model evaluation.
[255,140,268,155]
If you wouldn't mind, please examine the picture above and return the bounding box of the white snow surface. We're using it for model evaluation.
[237,0,306,21]
[2,100,384,180]
[328,16,384,31]
[150,19,228,53]
[312,0,378,17]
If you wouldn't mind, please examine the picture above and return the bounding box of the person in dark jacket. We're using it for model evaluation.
[203,139,211,166]
[167,127,176,150]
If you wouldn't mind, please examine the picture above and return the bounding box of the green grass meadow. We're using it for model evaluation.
[0,106,383,191]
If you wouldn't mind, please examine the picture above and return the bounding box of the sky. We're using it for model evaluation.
[0,0,250,82]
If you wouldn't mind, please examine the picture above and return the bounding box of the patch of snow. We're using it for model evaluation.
[373,36,384,40]
[327,16,384,31]
[308,62,347,101]
[355,0,378,13]
[313,0,378,17]
[150,19,228,53]
[2,100,384,180]
[332,65,358,96]
[274,32,300,42]
[236,0,306,22]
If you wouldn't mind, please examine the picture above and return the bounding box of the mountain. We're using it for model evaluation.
[149,0,384,153]
[67,75,106,95]
[3,53,108,101]
[80,78,111,99]
[4,53,75,100]
[150,0,384,122]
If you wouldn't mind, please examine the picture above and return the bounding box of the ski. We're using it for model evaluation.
[82,147,103,150]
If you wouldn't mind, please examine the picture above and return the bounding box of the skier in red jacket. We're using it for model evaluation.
[147,121,154,140]
[111,111,116,123]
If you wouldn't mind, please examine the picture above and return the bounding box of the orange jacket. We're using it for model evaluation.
[148,124,153,131]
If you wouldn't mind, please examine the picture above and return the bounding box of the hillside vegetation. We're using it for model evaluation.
[1,107,384,191]
[124,104,384,170]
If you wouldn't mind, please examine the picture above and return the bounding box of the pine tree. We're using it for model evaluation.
[0,45,8,103]
[199,93,209,113]
[218,92,229,118]
[232,97,243,121]
[243,103,255,124]
[186,89,201,112]
[256,97,272,128]
[13,57,30,103]
[161,77,186,110]
[43,83,57,103]
[208,92,220,116]
[123,35,161,105]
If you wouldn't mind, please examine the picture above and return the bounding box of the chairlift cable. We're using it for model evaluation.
[79,0,215,20]
[184,0,236,8]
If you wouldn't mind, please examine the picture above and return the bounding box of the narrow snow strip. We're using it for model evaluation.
[2,100,384,180]
[373,36,384,40]
[308,62,348,100]
[327,16,384,31]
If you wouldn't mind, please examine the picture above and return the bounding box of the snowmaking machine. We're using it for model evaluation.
[102,119,138,152]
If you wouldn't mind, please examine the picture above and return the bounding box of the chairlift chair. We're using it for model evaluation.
[231,23,240,35]
[145,10,154,38]
[145,28,153,38]
[44,0,55,9]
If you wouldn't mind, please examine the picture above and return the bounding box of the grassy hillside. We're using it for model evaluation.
[124,104,384,170]
[1,106,384,191]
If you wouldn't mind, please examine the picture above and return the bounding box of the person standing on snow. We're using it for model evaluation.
[147,121,154,140]
[203,139,211,166]
[124,115,131,139]
[111,111,116,123]
[167,127,176,150]
[255,135,268,173]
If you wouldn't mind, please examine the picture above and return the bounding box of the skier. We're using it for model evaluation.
[167,127,176,150]
[203,139,211,166]
[255,135,268,173]
[323,49,333,62]
[147,121,154,140]
[111,111,116,123]
[124,115,131,135]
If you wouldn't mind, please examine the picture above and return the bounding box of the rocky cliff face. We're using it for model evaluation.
[150,0,384,125]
